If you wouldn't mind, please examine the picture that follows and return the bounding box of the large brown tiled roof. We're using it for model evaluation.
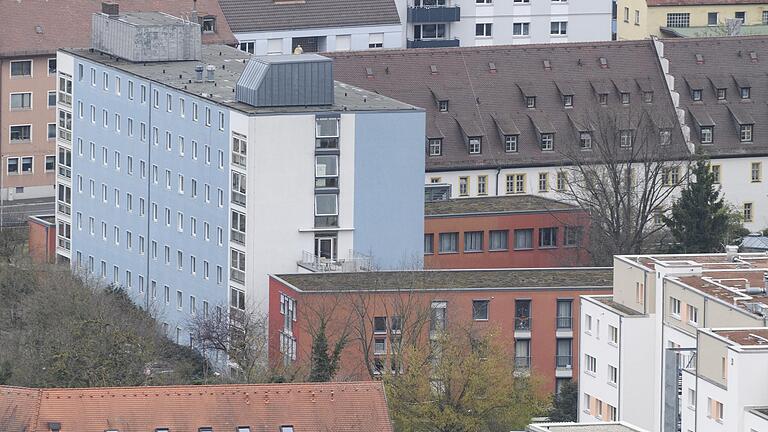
[425,195,578,217]
[328,40,688,172]
[648,0,768,5]
[662,36,768,158]
[0,0,237,57]
[0,382,393,432]
[274,268,613,292]
[219,0,401,33]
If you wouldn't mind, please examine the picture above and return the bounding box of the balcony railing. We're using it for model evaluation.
[298,250,373,273]
[556,316,572,329]
[58,165,71,180]
[556,355,573,368]
[57,201,71,216]
[514,356,531,369]
[407,38,460,49]
[407,5,460,23]
[514,317,532,331]
[231,191,246,207]
[57,236,71,250]
[231,229,245,245]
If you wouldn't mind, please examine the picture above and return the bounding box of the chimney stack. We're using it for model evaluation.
[102,2,119,17]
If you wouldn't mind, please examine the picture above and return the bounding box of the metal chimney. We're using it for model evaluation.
[725,245,738,261]
[195,65,204,81]
[206,64,215,82]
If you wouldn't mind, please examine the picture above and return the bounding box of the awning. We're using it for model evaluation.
[490,113,520,136]
[684,75,706,90]
[428,85,449,102]
[728,105,755,125]
[517,82,536,98]
[555,81,574,96]
[733,75,751,89]
[528,111,555,134]
[689,107,715,127]
[591,80,611,95]
[708,75,730,90]
[455,116,484,138]
[635,77,654,93]
[612,79,633,94]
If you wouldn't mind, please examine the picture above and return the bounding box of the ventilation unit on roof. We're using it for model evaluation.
[726,244,738,261]
[430,64,438,74]
[695,53,704,65]
[745,302,768,317]
[543,60,551,70]
[598,57,608,69]
[235,54,334,107]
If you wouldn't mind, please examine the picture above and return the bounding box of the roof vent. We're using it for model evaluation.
[543,60,552,70]
[488,62,496,74]
[365,67,374,79]
[48,423,62,432]
[725,244,738,261]
[749,51,758,63]
[35,25,44,34]
[429,64,438,74]
[695,53,704,65]
[206,64,215,81]
[102,1,119,17]
[195,65,204,81]
[235,54,334,107]
[598,57,608,69]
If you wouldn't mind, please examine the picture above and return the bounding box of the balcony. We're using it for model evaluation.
[408,5,460,23]
[514,316,531,331]
[231,229,245,246]
[407,38,460,49]
[556,316,572,329]
[514,356,531,370]
[556,355,572,369]
[298,250,372,273]
[230,268,245,284]
[231,190,246,207]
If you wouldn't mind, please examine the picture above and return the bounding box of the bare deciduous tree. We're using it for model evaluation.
[555,107,690,264]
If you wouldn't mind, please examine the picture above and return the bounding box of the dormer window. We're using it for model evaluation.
[660,129,671,146]
[526,96,536,108]
[620,129,633,148]
[505,135,518,153]
[740,87,751,99]
[691,89,702,101]
[717,88,726,100]
[700,126,713,143]
[599,93,608,105]
[540,133,554,151]
[563,95,573,107]
[643,91,653,103]
[438,100,449,112]
[620,92,630,104]
[201,17,216,33]
[428,138,442,156]
[469,137,482,154]
[579,132,592,149]
[740,124,753,142]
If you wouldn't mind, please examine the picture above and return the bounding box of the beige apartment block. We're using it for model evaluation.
[617,0,768,40]
[0,0,236,201]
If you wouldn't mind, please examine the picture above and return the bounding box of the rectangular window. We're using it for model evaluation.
[538,172,548,192]
[489,230,508,251]
[468,137,481,154]
[743,202,753,222]
[10,60,32,77]
[609,325,619,344]
[505,135,518,152]
[751,162,762,182]
[514,229,533,250]
[458,177,469,196]
[708,12,718,26]
[701,126,713,144]
[540,133,554,151]
[475,23,492,37]
[556,300,572,329]
[687,304,699,326]
[10,125,31,142]
[550,21,568,35]
[579,132,592,149]
[667,12,690,27]
[539,227,558,248]
[608,365,618,384]
[428,138,442,156]
[513,22,530,36]
[620,130,633,148]
[464,231,483,252]
[472,300,489,320]
[564,226,582,246]
[477,175,487,195]
[10,92,32,110]
[424,233,434,254]
[585,354,597,373]
[439,232,458,253]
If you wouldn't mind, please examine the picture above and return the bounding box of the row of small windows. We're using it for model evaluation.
[8,58,57,77]
[74,216,225,284]
[73,252,220,320]
[425,226,582,254]
[8,91,57,110]
[76,64,225,130]
[435,90,650,115]
[690,85,751,102]
[697,124,754,144]
[473,21,568,38]
[5,155,55,175]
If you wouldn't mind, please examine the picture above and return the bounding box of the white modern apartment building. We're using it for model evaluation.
[55,11,425,342]
[220,0,404,55]
[579,251,768,432]
[404,0,613,48]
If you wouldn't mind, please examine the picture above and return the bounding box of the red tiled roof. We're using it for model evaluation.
[0,0,237,58]
[0,382,393,432]
[648,0,768,5]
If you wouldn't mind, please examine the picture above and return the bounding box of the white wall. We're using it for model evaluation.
[579,296,622,422]
[712,155,768,232]
[235,24,404,55]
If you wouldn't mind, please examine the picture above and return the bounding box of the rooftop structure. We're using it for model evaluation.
[274,268,612,292]
[425,195,578,217]
[527,422,649,432]
[0,382,393,432]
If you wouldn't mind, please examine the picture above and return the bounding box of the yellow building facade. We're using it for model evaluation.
[617,1,768,40]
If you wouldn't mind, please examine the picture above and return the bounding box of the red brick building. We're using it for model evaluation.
[1,381,392,432]
[27,215,56,264]
[269,268,612,394]
[425,195,592,269]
